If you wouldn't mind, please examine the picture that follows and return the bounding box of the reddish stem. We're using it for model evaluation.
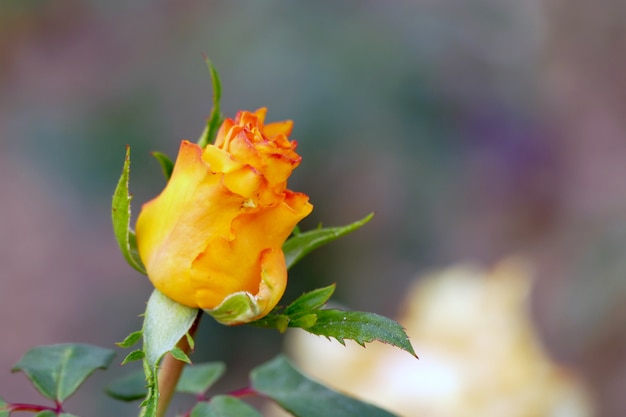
[228,386,259,398]
[9,400,63,413]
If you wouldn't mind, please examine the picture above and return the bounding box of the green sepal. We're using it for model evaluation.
[143,289,199,369]
[170,347,191,364]
[151,151,174,180]
[251,355,398,417]
[112,146,146,274]
[116,330,143,349]
[284,213,373,270]
[307,310,417,357]
[204,291,261,325]
[139,289,199,416]
[121,349,145,365]
[12,344,115,402]
[176,362,226,395]
[191,396,263,417]
[106,369,147,402]
[197,57,223,148]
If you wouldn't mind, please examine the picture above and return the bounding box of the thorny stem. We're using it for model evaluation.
[155,312,202,417]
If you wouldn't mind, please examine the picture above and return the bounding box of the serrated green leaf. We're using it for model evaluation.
[34,412,56,417]
[143,289,199,368]
[284,285,335,316]
[117,330,143,348]
[191,396,263,417]
[106,369,147,401]
[176,362,226,395]
[121,349,145,365]
[151,151,174,180]
[112,146,146,274]
[197,57,223,148]
[251,355,398,417]
[283,213,373,270]
[170,347,191,364]
[306,310,416,357]
[12,344,115,402]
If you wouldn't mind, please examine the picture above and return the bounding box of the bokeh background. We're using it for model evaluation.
[1,0,625,416]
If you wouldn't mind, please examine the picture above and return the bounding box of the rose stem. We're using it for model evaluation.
[155,312,202,417]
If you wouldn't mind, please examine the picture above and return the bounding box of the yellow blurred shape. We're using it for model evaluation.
[282,258,594,417]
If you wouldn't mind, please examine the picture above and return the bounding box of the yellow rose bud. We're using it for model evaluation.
[136,108,313,324]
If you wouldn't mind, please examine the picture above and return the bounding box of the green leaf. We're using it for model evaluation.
[106,369,147,401]
[0,397,9,417]
[283,213,373,270]
[251,355,398,417]
[170,347,191,364]
[12,344,115,402]
[197,57,223,148]
[121,349,145,365]
[191,396,263,417]
[176,362,226,395]
[34,412,56,417]
[112,146,146,274]
[116,330,143,348]
[306,310,417,357]
[143,289,199,369]
[151,151,174,180]
[284,285,335,316]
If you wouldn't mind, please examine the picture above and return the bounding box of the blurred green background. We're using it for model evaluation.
[1,0,625,416]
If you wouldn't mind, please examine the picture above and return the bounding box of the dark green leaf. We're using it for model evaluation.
[121,349,145,365]
[283,213,373,270]
[116,330,143,348]
[106,369,147,401]
[176,362,226,395]
[111,146,146,274]
[151,151,174,180]
[12,344,115,402]
[170,347,191,364]
[306,310,416,357]
[197,57,223,148]
[284,285,335,316]
[191,396,263,417]
[251,355,398,417]
[34,412,55,417]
